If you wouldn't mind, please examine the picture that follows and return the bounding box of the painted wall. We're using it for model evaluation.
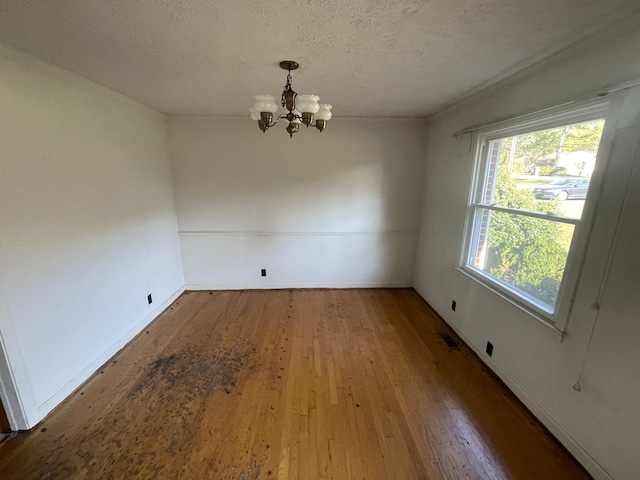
[414,20,640,480]
[0,44,184,428]
[169,117,426,289]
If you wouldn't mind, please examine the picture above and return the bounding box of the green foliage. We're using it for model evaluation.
[538,166,567,176]
[561,121,604,153]
[511,129,560,171]
[511,163,527,174]
[486,166,568,306]
[500,120,604,173]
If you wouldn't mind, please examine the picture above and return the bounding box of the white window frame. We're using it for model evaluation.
[460,100,612,331]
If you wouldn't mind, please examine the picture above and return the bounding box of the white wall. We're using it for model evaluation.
[169,117,426,289]
[0,43,184,428]
[414,20,640,480]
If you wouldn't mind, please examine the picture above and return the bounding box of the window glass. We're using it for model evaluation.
[470,208,576,309]
[465,117,605,315]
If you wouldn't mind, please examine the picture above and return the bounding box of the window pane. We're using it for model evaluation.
[470,208,575,311]
[485,119,604,220]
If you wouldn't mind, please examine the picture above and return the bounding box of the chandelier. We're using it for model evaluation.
[249,61,332,138]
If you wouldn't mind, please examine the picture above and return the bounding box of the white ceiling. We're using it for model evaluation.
[1,0,639,117]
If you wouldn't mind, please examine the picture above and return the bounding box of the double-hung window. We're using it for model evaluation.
[461,102,609,328]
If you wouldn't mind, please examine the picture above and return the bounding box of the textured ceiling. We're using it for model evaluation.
[0,0,639,117]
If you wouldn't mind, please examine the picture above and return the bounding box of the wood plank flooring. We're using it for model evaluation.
[0,289,591,479]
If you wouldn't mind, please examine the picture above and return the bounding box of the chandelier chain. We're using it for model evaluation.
[282,71,293,108]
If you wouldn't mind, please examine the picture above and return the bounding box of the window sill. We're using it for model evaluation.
[454,267,566,342]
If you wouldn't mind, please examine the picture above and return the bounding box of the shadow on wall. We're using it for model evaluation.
[173,117,426,233]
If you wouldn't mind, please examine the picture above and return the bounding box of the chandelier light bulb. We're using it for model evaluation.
[252,95,278,114]
[316,104,333,121]
[296,94,320,114]
[248,107,261,121]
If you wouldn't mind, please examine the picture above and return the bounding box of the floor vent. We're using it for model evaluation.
[438,332,460,349]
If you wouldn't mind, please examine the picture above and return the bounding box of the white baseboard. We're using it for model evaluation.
[185,282,413,290]
[31,286,185,427]
[412,281,612,480]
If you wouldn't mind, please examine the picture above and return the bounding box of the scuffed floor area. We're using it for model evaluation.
[0,289,590,479]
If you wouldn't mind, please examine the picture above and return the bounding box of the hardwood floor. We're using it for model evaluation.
[0,289,590,479]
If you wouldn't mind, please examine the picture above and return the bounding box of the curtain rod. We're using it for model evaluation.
[452,78,640,138]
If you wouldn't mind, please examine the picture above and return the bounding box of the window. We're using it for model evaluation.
[462,103,608,325]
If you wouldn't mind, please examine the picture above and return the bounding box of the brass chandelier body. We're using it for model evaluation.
[250,61,332,138]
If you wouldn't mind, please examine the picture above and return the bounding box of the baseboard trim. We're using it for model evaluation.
[32,286,185,427]
[185,282,412,290]
[412,281,613,480]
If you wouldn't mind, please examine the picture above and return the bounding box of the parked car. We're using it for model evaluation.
[534,178,590,200]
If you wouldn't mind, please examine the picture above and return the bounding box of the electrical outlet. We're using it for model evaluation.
[147,294,153,305]
[261,269,267,277]
[486,341,494,357]
[451,300,456,311]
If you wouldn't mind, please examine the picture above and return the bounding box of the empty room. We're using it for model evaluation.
[1,1,640,479]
